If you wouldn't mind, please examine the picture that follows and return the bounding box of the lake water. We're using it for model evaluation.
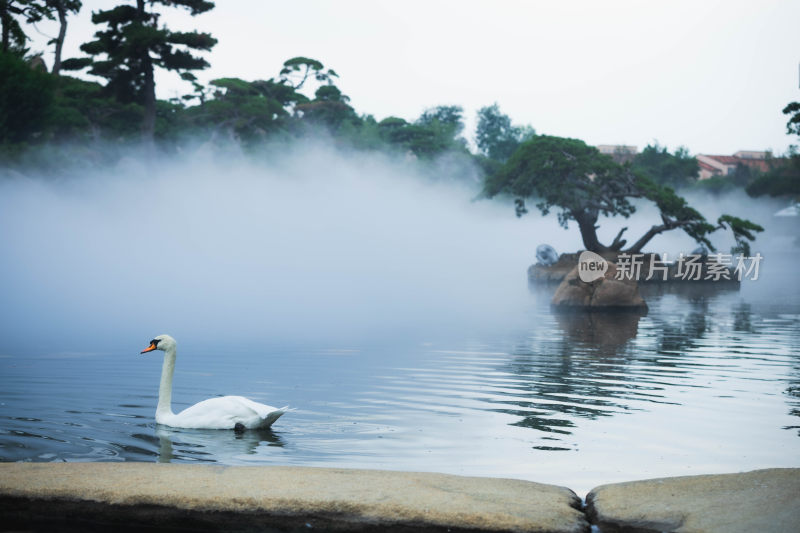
[1,151,798,496]
[2,264,798,496]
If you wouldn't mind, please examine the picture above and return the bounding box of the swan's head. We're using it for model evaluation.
[140,334,176,354]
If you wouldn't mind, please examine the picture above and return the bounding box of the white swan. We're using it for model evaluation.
[140,334,288,430]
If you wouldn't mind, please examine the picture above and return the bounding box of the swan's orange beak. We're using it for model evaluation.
[140,342,157,354]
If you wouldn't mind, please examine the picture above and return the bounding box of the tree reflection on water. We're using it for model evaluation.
[490,287,800,445]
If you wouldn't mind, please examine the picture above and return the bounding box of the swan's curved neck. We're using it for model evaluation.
[157,346,176,417]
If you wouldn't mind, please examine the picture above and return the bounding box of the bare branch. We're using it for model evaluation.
[625,219,694,253]
[610,226,628,250]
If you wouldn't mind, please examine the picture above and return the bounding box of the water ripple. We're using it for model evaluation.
[1,290,798,493]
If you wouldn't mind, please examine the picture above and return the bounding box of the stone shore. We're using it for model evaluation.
[586,468,800,533]
[0,464,798,532]
[0,463,587,532]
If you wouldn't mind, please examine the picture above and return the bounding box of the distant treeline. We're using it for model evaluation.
[0,0,797,202]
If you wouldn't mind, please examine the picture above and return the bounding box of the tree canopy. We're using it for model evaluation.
[631,143,699,188]
[188,77,293,142]
[746,102,800,200]
[1,0,51,54]
[485,135,762,255]
[279,56,337,91]
[0,1,81,73]
[0,50,54,143]
[475,103,534,163]
[63,0,216,139]
[783,101,800,137]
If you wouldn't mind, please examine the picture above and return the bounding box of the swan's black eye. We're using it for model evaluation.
[150,339,160,347]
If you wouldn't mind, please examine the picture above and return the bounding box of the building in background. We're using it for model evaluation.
[696,151,772,180]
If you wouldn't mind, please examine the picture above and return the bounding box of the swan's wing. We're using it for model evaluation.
[229,396,290,429]
[172,396,287,429]
[171,397,258,429]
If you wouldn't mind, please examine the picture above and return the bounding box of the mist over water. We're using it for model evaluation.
[1,142,794,353]
[2,141,799,491]
[0,142,580,353]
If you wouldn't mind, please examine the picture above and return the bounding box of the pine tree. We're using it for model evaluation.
[46,0,81,75]
[0,0,50,54]
[65,0,216,140]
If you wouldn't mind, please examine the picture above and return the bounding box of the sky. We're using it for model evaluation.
[26,0,800,155]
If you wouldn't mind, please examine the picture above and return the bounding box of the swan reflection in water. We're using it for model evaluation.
[154,425,285,463]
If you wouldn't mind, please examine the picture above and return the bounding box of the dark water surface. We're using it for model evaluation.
[2,279,798,495]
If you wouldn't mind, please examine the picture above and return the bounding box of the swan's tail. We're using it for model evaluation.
[259,406,293,429]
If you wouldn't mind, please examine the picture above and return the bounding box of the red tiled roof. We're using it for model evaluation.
[700,155,777,174]
[705,155,740,165]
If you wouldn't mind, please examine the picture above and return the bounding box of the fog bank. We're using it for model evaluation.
[2,142,791,354]
[0,143,572,353]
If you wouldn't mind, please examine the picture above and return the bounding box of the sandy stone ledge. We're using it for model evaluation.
[0,463,588,533]
[585,468,800,533]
